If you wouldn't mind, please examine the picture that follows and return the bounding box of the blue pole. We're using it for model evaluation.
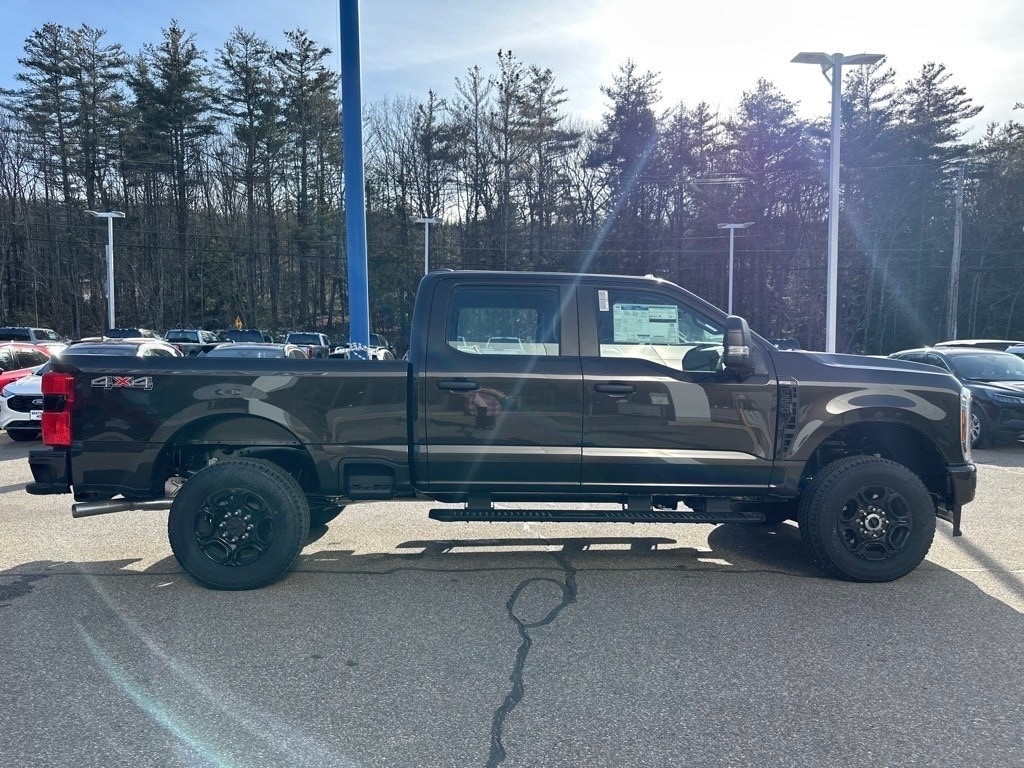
[340,0,369,355]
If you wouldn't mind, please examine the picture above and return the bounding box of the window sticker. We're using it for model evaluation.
[612,303,679,344]
[598,290,609,312]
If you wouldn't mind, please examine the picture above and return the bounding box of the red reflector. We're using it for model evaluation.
[42,412,72,446]
[41,371,75,447]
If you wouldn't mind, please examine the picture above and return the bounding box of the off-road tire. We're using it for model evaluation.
[168,458,310,590]
[798,456,935,582]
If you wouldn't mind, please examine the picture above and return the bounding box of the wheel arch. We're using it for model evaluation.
[152,414,324,496]
[797,419,949,500]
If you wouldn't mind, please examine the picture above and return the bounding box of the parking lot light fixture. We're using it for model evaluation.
[792,51,884,352]
[412,217,438,275]
[84,210,126,329]
[717,222,755,314]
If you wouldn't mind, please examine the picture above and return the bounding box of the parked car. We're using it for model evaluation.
[0,343,52,392]
[4,344,181,441]
[0,363,48,441]
[205,343,309,359]
[889,346,1024,447]
[932,339,1024,351]
[0,326,67,353]
[105,327,161,339]
[63,338,183,358]
[164,328,220,356]
[223,329,275,343]
[329,343,395,360]
[369,332,395,355]
[283,332,332,358]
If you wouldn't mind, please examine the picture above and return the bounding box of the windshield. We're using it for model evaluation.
[165,330,197,342]
[948,352,1024,381]
[286,333,322,344]
[225,330,265,342]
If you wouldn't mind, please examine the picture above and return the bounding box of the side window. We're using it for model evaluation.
[595,288,724,371]
[16,349,49,368]
[447,286,561,356]
[924,354,951,371]
[0,348,15,370]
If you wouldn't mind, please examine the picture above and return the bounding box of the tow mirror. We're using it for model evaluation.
[722,315,754,376]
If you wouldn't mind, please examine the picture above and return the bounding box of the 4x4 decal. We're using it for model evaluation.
[91,375,154,390]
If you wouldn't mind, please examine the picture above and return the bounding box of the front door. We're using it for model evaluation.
[422,280,583,495]
[578,281,777,495]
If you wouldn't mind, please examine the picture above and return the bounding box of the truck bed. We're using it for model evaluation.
[49,355,411,499]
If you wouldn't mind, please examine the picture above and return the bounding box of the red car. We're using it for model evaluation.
[0,343,51,391]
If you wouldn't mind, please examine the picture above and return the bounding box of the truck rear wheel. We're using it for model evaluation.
[168,458,310,590]
[797,456,935,582]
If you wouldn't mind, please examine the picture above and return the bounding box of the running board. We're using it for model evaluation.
[428,507,765,525]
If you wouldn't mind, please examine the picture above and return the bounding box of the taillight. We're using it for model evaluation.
[306,346,313,358]
[41,371,75,447]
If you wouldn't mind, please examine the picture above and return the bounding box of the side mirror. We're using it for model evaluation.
[722,315,754,376]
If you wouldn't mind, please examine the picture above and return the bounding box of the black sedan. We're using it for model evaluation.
[889,347,1024,447]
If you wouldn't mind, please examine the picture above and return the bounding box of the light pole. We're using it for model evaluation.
[411,216,438,275]
[84,210,125,330]
[792,51,883,352]
[717,222,754,314]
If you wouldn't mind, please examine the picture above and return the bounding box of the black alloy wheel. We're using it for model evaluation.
[168,458,310,590]
[798,456,936,582]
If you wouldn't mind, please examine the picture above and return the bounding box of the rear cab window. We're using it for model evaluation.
[446,286,562,357]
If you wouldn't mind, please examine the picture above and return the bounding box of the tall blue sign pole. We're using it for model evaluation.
[340,0,369,355]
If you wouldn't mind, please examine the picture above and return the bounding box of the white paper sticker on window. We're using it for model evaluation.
[598,290,609,312]
[612,303,679,344]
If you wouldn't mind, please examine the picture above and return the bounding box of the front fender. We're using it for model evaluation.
[783,385,963,464]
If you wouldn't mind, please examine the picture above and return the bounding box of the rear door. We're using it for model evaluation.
[578,280,778,494]
[421,277,583,494]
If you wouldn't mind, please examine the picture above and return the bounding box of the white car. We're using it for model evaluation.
[0,363,46,441]
[329,344,395,361]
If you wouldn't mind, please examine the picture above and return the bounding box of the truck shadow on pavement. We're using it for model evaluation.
[1,528,1022,768]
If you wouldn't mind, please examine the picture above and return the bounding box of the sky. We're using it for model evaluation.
[1,0,1021,139]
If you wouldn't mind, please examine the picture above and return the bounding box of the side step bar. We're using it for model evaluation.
[428,507,765,525]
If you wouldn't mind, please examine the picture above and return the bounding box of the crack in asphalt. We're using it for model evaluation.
[486,552,577,768]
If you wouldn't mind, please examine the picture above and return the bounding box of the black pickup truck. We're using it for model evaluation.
[27,271,976,589]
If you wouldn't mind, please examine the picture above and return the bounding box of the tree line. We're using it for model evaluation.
[1,20,1023,353]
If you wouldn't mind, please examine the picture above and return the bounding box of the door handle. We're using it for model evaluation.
[437,379,481,392]
[594,382,635,395]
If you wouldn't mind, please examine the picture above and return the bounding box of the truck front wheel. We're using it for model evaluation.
[797,456,936,582]
[168,458,310,590]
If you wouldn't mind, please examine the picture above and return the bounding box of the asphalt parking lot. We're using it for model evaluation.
[1,440,1022,768]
